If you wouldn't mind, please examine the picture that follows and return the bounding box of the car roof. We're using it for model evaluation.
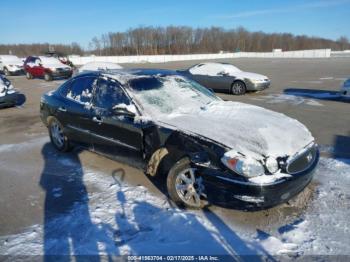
[118,68,179,76]
[76,68,180,79]
[196,62,231,66]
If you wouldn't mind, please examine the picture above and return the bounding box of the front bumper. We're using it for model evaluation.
[246,80,270,91]
[196,151,319,210]
[50,69,73,78]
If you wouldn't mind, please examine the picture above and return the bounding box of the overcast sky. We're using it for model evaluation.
[1,0,349,48]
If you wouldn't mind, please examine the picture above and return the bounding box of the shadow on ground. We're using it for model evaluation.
[333,134,350,161]
[284,88,349,103]
[39,143,112,261]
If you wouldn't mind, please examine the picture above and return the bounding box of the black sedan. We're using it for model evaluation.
[0,74,26,109]
[40,69,318,209]
[179,62,270,95]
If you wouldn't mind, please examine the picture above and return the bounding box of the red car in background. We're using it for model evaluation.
[24,56,73,81]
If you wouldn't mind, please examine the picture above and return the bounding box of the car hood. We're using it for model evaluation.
[4,60,23,66]
[156,101,313,160]
[230,71,268,80]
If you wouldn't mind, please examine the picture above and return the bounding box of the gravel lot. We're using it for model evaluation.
[0,58,349,257]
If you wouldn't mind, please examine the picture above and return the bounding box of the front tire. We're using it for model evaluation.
[44,73,53,81]
[26,71,33,79]
[48,118,71,152]
[231,81,246,95]
[167,158,206,209]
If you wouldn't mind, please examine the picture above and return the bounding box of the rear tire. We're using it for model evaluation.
[44,73,53,81]
[26,71,33,79]
[231,81,246,95]
[167,158,206,209]
[48,117,72,152]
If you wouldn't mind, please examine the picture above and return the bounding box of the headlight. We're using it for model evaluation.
[221,151,265,178]
[252,79,266,84]
[265,157,279,174]
[50,68,57,72]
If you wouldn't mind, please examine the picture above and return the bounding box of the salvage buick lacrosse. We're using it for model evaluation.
[40,69,319,209]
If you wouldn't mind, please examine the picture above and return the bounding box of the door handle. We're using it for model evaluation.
[92,116,103,124]
[58,106,67,112]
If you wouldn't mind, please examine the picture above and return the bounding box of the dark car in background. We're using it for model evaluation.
[0,74,26,109]
[179,62,270,95]
[24,56,73,81]
[40,69,318,210]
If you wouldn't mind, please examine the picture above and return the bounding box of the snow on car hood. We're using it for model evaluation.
[231,71,268,80]
[39,57,70,69]
[156,101,313,159]
[0,56,22,66]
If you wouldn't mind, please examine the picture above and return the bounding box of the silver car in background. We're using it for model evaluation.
[179,62,270,95]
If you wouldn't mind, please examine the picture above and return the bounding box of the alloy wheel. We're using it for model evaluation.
[232,82,245,95]
[175,168,205,208]
[50,121,64,148]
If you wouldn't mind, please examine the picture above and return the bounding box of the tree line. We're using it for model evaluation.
[89,26,350,56]
[1,26,349,57]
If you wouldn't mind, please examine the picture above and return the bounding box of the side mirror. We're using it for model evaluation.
[112,104,136,118]
[217,71,229,76]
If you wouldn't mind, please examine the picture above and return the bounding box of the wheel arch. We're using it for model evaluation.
[231,79,246,87]
[145,133,214,177]
[46,115,56,126]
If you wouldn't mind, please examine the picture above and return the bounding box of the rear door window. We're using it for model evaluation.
[65,76,97,105]
[190,64,223,76]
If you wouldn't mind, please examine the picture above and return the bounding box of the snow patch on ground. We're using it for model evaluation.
[251,94,324,106]
[0,137,48,153]
[319,77,334,80]
[291,80,323,84]
[1,157,349,257]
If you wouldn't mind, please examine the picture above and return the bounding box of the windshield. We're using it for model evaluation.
[127,75,221,116]
[221,64,241,74]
